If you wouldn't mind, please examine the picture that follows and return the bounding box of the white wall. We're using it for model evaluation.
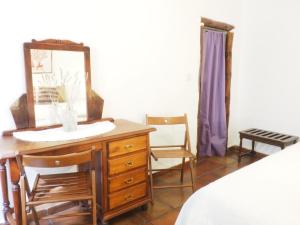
[0,0,242,160]
[231,0,300,154]
[0,0,242,222]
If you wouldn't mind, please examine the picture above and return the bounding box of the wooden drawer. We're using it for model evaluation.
[109,167,146,193]
[108,151,147,176]
[109,135,147,158]
[109,182,147,209]
[33,142,102,156]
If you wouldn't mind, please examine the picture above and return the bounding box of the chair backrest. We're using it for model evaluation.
[146,115,186,126]
[16,150,94,198]
[17,150,93,168]
[146,114,192,151]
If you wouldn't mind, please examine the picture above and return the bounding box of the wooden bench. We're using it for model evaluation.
[238,128,299,162]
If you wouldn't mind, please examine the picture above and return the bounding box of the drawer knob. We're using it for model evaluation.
[124,177,134,184]
[125,161,133,167]
[124,144,133,149]
[55,160,60,166]
[91,145,96,150]
[125,194,133,201]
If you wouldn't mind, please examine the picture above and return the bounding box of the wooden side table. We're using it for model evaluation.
[238,128,298,162]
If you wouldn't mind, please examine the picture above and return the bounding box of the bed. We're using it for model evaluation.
[175,142,300,225]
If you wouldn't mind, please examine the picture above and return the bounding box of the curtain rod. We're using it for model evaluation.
[202,26,227,33]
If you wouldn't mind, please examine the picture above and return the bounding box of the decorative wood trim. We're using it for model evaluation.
[201,17,234,31]
[10,94,29,130]
[31,39,84,46]
[7,90,105,134]
[9,158,22,225]
[0,159,10,225]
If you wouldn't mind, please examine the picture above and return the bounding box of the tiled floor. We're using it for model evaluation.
[37,150,265,225]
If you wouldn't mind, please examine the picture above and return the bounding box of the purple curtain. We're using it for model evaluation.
[197,30,227,157]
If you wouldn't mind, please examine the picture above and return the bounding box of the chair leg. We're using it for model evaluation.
[189,158,195,192]
[148,155,154,204]
[91,170,97,225]
[180,157,185,183]
[31,207,40,225]
[20,176,28,225]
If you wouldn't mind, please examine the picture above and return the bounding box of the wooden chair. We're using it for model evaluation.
[16,150,97,225]
[146,114,196,198]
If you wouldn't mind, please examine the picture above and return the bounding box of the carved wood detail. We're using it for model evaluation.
[0,159,10,225]
[9,158,22,225]
[89,90,104,120]
[10,94,29,129]
[10,90,104,130]
[31,39,84,46]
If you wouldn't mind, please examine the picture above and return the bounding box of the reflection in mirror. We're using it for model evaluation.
[31,49,87,127]
[24,39,92,128]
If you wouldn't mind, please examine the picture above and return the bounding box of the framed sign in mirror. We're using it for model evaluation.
[24,39,92,128]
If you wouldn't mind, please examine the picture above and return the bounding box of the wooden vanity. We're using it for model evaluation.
[0,39,154,224]
[0,119,155,225]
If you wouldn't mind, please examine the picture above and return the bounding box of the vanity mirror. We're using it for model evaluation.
[24,39,93,128]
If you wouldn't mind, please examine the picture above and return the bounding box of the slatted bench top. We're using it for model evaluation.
[239,128,298,149]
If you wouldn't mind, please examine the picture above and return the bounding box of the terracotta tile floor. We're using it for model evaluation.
[37,150,265,225]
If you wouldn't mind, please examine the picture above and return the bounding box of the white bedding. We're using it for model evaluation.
[176,142,300,225]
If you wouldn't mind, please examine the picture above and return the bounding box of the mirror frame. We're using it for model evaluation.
[23,39,92,128]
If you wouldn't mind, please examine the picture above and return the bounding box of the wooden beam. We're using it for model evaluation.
[201,17,234,31]
[225,32,234,129]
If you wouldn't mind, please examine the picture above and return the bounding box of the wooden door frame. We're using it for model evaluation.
[197,17,234,157]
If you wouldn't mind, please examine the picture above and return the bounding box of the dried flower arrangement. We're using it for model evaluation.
[34,68,87,131]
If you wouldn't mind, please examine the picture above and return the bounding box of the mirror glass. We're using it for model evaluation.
[24,40,91,128]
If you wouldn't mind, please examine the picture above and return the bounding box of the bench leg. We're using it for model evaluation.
[238,139,256,163]
[238,138,243,163]
[250,140,256,155]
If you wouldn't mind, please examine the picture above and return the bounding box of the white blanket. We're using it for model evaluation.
[176,142,300,225]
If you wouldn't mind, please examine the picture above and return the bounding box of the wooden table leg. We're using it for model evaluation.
[0,159,10,225]
[9,158,22,225]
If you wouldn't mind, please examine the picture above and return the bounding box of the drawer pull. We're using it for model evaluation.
[125,161,133,167]
[124,177,134,184]
[125,194,133,201]
[55,160,60,166]
[124,144,133,149]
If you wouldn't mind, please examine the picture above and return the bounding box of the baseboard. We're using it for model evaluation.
[227,145,267,157]
[227,145,241,153]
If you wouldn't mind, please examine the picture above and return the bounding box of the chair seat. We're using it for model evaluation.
[29,171,92,205]
[151,149,195,159]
